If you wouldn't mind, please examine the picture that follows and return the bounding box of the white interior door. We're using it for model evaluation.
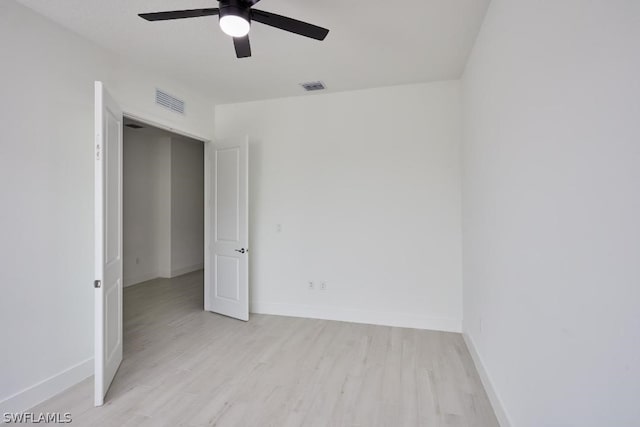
[94,81,123,406]
[206,137,249,321]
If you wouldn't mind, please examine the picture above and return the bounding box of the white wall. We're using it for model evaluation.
[215,81,463,332]
[123,129,171,286]
[0,0,214,413]
[461,1,640,426]
[123,132,204,286]
[157,140,173,278]
[170,138,204,276]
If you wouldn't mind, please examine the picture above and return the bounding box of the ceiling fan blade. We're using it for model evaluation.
[251,9,329,41]
[139,8,219,21]
[233,36,252,58]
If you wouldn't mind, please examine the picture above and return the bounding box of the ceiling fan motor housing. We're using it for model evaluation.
[219,0,251,23]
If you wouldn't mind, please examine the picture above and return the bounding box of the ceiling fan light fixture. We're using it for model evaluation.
[139,0,330,59]
[220,14,250,37]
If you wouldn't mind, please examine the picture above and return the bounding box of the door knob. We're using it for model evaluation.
[235,248,246,254]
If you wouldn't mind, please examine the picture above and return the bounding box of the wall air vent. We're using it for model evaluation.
[155,89,185,115]
[300,81,326,92]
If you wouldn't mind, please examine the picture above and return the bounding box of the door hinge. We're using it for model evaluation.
[96,143,101,161]
[94,280,101,288]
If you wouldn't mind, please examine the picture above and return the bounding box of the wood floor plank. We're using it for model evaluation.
[28,270,499,426]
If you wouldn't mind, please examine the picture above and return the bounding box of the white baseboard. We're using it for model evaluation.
[124,263,203,287]
[124,271,159,287]
[170,263,204,278]
[250,301,461,333]
[463,333,512,427]
[0,358,93,414]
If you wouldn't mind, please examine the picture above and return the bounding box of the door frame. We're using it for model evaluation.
[121,111,212,310]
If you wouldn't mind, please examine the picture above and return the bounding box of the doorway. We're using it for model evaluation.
[122,117,205,289]
[94,82,249,406]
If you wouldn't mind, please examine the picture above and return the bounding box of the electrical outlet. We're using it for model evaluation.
[320,282,327,290]
[308,281,315,290]
[276,224,282,233]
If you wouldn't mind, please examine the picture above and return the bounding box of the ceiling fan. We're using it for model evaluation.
[138,0,329,59]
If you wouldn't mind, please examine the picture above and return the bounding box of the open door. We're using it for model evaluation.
[206,137,249,321]
[94,81,123,406]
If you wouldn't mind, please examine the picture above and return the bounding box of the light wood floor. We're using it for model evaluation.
[30,270,498,426]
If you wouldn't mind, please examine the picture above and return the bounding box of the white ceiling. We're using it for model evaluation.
[16,0,490,104]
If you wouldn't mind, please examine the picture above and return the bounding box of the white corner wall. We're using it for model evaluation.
[461,1,640,426]
[157,140,173,279]
[123,130,172,286]
[0,0,214,413]
[215,81,463,332]
[123,134,204,286]
[170,138,204,277]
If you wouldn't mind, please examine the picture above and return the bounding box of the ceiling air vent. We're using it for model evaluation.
[155,89,185,115]
[300,81,326,92]
[125,123,144,129]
